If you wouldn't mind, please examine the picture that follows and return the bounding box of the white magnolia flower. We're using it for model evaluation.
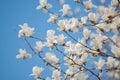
[113,16,120,27]
[107,70,120,80]
[47,30,55,37]
[46,30,57,48]
[18,23,34,37]
[56,34,66,45]
[90,34,104,50]
[111,0,119,6]
[88,12,99,23]
[16,49,32,59]
[75,43,83,56]
[94,58,105,70]
[81,16,88,26]
[66,68,74,76]
[64,57,73,65]
[78,38,87,49]
[30,66,44,78]
[111,45,120,58]
[80,53,88,64]
[47,14,58,23]
[110,24,118,34]
[57,19,69,31]
[101,7,116,20]
[46,52,59,64]
[97,6,106,14]
[83,0,96,10]
[83,28,91,40]
[52,70,60,80]
[35,41,44,52]
[66,43,76,55]
[73,73,88,80]
[70,18,81,32]
[59,4,72,16]
[91,39,102,50]
[36,0,52,13]
[107,57,115,69]
[111,35,119,43]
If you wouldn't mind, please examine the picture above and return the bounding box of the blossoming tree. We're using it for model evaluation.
[16,0,120,80]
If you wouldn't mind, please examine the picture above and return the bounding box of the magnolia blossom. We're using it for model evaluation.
[96,22,111,32]
[70,18,81,32]
[66,43,76,55]
[73,73,88,80]
[111,0,119,6]
[46,52,59,64]
[59,4,72,16]
[90,34,105,50]
[56,34,66,45]
[107,57,115,69]
[57,19,69,31]
[111,45,120,58]
[78,38,87,49]
[58,18,81,32]
[94,58,105,70]
[52,70,60,80]
[46,30,57,48]
[18,23,34,37]
[47,14,58,23]
[111,35,119,43]
[64,56,74,65]
[110,24,118,35]
[66,67,74,76]
[35,41,44,52]
[30,66,44,78]
[113,16,120,27]
[107,70,120,80]
[16,49,32,59]
[75,43,83,56]
[83,0,96,10]
[83,28,91,40]
[36,0,52,12]
[88,12,99,23]
[81,16,88,26]
[91,39,102,50]
[80,53,88,64]
[101,7,116,20]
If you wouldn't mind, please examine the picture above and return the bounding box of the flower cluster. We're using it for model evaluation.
[30,66,44,79]
[16,0,120,80]
[18,23,34,37]
[60,4,72,17]
[36,0,52,13]
[16,49,32,59]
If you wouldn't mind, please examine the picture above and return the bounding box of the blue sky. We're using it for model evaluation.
[0,0,48,80]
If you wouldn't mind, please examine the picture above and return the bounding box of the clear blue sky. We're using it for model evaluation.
[0,0,51,80]
[0,0,111,80]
